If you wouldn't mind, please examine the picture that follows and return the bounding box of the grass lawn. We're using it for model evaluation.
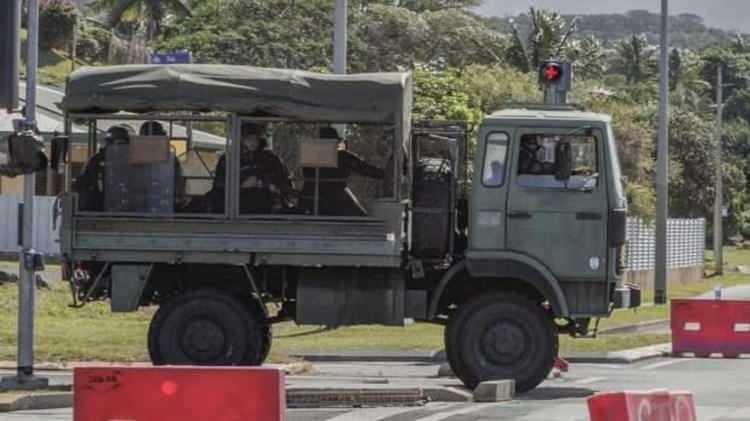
[20,28,84,88]
[1,248,749,363]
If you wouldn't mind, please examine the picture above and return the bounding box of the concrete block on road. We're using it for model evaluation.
[472,380,515,403]
[0,392,72,412]
[437,363,454,378]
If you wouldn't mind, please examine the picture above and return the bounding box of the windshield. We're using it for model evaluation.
[517,131,598,190]
[606,123,626,205]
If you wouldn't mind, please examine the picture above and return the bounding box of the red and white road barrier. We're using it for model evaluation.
[587,390,696,421]
[74,366,285,421]
[672,298,750,358]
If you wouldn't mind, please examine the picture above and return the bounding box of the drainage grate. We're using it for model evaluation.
[287,388,428,408]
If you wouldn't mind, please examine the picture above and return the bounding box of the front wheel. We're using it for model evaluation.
[148,290,267,366]
[445,292,556,393]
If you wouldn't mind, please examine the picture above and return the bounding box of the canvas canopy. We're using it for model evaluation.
[59,65,413,124]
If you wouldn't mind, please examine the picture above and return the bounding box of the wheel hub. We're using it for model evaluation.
[481,321,526,365]
[181,318,226,362]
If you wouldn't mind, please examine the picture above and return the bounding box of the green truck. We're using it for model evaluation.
[42,64,637,393]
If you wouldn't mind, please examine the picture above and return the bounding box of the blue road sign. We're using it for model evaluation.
[151,51,193,64]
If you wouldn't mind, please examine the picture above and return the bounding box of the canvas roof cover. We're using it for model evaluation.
[59,65,413,124]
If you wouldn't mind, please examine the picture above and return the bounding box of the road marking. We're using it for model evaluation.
[574,364,626,370]
[573,376,606,385]
[413,403,497,421]
[326,406,423,421]
[640,359,689,370]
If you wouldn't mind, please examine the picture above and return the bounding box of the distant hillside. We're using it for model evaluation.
[486,9,742,50]
[475,0,750,33]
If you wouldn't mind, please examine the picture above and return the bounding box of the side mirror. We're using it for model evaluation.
[8,131,48,174]
[50,135,70,171]
[554,141,572,181]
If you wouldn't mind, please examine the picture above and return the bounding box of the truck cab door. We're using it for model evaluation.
[468,130,511,250]
[506,128,607,283]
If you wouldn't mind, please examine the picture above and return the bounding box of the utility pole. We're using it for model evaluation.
[333,0,347,75]
[714,65,724,275]
[654,0,670,305]
[1,0,48,390]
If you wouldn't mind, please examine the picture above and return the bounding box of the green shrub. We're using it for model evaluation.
[76,23,112,63]
[39,0,77,50]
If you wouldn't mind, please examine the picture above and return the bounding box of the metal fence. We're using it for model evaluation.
[0,195,59,256]
[626,217,705,271]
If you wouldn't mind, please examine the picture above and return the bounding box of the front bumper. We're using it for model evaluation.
[613,284,641,309]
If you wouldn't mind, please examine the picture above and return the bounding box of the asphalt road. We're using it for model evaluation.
[3,356,750,420]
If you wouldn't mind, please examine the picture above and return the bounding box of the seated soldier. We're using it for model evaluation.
[208,122,293,214]
[300,127,385,216]
[73,125,132,212]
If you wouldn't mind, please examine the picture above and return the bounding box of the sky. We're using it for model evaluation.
[475,1,750,32]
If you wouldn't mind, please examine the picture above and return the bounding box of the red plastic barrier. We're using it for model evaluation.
[671,298,750,358]
[554,357,569,373]
[587,390,696,421]
[74,366,285,421]
[669,392,697,421]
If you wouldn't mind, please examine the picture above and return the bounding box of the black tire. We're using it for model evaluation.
[241,297,273,364]
[411,158,452,259]
[148,290,266,366]
[260,325,272,363]
[443,311,462,379]
[445,292,556,393]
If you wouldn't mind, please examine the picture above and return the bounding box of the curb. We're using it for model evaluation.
[564,343,672,364]
[289,351,440,364]
[294,342,673,365]
[598,319,670,335]
[0,392,72,412]
[0,361,314,375]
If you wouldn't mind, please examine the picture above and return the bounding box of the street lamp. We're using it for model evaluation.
[333,0,347,75]
[0,0,49,390]
[655,0,669,305]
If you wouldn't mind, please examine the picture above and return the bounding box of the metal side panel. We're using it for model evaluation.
[70,217,402,266]
[110,264,151,312]
[296,268,405,326]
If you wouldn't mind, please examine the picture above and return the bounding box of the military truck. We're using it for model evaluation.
[43,64,638,393]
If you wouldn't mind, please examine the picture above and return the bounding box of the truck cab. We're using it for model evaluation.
[469,108,629,319]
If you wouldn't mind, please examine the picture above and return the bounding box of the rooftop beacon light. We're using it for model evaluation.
[539,60,572,106]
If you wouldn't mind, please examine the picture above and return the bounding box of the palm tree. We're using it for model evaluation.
[610,34,657,84]
[92,0,191,39]
[669,48,711,109]
[508,7,573,73]
[568,35,606,80]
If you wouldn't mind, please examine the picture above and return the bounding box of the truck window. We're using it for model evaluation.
[482,133,509,187]
[237,122,392,218]
[72,120,227,215]
[517,133,598,190]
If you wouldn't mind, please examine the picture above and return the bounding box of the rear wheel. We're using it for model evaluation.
[148,290,267,366]
[445,292,556,393]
